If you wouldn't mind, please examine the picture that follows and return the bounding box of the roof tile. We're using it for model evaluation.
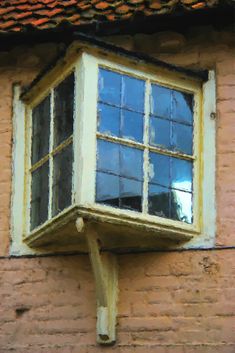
[115,5,131,14]
[0,0,220,33]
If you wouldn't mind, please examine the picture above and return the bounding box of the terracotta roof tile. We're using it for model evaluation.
[0,0,220,34]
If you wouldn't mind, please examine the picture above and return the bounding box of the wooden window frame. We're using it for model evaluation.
[25,76,75,234]
[10,43,216,255]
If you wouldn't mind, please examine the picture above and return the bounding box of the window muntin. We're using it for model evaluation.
[29,72,74,231]
[95,67,194,224]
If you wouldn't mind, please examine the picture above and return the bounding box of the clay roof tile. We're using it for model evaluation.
[0,0,221,33]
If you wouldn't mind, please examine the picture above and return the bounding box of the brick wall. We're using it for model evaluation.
[0,27,234,352]
[0,250,234,352]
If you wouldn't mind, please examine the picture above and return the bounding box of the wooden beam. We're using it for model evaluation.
[76,219,118,344]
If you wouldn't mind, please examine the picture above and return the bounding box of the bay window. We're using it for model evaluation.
[11,41,215,252]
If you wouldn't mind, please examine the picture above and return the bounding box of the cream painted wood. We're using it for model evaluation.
[77,53,98,205]
[82,221,118,345]
[182,70,216,249]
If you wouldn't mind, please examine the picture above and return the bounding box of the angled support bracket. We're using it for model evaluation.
[76,218,118,345]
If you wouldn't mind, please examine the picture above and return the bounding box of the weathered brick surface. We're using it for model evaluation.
[0,250,234,352]
[0,28,235,351]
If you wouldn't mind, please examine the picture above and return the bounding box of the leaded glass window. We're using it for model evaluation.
[96,68,194,224]
[30,73,74,230]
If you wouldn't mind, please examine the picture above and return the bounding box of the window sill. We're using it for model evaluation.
[24,204,197,252]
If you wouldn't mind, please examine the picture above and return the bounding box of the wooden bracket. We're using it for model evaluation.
[76,218,118,345]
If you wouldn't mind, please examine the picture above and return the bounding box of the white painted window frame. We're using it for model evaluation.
[10,49,216,255]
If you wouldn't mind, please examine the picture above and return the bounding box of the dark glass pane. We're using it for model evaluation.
[123,75,145,112]
[171,158,192,192]
[148,184,170,218]
[172,90,193,124]
[54,73,74,147]
[149,152,170,187]
[31,95,50,165]
[97,140,120,175]
[120,145,143,181]
[99,68,121,106]
[151,84,171,119]
[96,172,119,207]
[149,116,171,149]
[172,122,193,155]
[30,162,49,230]
[52,144,73,217]
[120,177,142,212]
[98,103,120,137]
[171,189,192,223]
[121,110,143,142]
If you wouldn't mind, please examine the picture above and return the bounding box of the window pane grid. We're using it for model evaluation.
[96,67,195,224]
[30,73,74,231]
[97,132,194,161]
[98,100,144,114]
[29,135,73,173]
[150,114,193,128]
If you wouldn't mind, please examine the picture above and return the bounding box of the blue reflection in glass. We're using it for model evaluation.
[123,76,145,113]
[97,140,120,175]
[120,177,142,211]
[151,84,171,119]
[149,152,170,187]
[171,189,192,223]
[172,90,193,124]
[171,158,192,192]
[99,69,121,106]
[98,103,120,137]
[122,110,143,142]
[120,146,143,181]
[172,122,193,155]
[96,172,119,207]
[149,116,171,149]
[148,184,170,218]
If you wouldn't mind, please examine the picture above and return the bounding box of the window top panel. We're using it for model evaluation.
[150,84,194,125]
[54,72,75,148]
[31,95,50,165]
[98,68,145,113]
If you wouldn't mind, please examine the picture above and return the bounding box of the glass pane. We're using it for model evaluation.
[171,189,192,223]
[172,122,193,155]
[151,84,171,119]
[97,140,120,175]
[149,116,171,149]
[52,144,73,217]
[98,103,120,137]
[120,145,143,181]
[171,158,192,192]
[99,68,121,106]
[31,95,50,165]
[54,73,74,147]
[172,90,193,124]
[30,162,49,230]
[148,184,170,218]
[149,152,170,187]
[123,75,145,112]
[121,110,143,142]
[96,172,119,207]
[120,177,142,212]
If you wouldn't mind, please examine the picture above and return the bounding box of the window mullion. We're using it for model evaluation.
[48,89,54,220]
[142,80,150,214]
[26,109,33,234]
